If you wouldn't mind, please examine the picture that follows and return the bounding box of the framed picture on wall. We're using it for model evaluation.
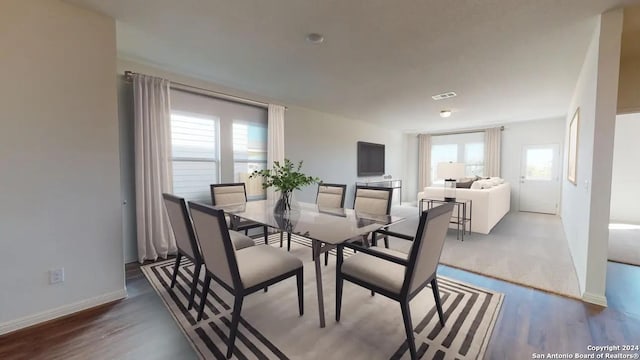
[567,108,579,185]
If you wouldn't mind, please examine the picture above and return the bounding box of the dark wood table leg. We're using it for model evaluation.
[312,239,326,328]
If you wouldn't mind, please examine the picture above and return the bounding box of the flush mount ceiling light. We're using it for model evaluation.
[306,33,324,44]
[440,110,452,118]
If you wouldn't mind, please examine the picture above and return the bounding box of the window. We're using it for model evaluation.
[170,112,219,202]
[169,89,268,203]
[431,132,485,183]
[233,121,267,200]
[464,142,484,177]
[524,148,554,180]
[431,144,457,183]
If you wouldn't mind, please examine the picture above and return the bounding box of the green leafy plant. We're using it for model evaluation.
[250,159,321,193]
[250,159,321,211]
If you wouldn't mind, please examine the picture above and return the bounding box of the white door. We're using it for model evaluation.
[519,144,561,214]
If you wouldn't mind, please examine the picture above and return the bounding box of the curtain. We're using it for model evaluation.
[417,134,432,190]
[133,74,176,263]
[484,127,502,177]
[267,104,285,203]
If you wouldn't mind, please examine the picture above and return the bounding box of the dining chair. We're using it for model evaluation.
[335,203,455,360]
[316,183,347,208]
[162,193,255,310]
[188,201,304,359]
[353,185,394,248]
[210,183,269,244]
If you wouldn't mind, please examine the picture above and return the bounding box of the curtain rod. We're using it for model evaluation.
[124,71,287,110]
[427,126,504,137]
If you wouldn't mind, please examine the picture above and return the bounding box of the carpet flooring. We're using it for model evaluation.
[608,224,640,266]
[142,236,503,360]
[387,206,582,299]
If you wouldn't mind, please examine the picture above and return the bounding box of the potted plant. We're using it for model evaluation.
[250,159,321,212]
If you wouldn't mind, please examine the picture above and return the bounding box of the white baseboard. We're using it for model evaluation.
[582,291,608,307]
[0,288,127,336]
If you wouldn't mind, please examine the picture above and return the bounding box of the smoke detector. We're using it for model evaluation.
[306,33,325,44]
[440,110,452,118]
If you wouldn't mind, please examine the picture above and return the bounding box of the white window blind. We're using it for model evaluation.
[431,132,485,183]
[171,112,219,202]
[233,120,267,200]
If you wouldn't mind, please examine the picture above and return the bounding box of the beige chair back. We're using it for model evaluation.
[162,194,198,260]
[406,203,454,294]
[353,186,393,215]
[317,184,346,208]
[189,202,241,290]
[211,183,247,206]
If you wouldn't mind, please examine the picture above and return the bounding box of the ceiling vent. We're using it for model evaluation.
[431,92,457,100]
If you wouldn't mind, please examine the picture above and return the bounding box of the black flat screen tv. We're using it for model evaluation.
[357,141,385,176]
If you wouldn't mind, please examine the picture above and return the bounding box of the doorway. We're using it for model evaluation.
[519,144,561,214]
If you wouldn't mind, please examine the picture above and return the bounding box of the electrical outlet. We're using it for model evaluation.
[49,268,64,284]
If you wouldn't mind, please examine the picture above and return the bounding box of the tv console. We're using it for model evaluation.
[355,179,402,205]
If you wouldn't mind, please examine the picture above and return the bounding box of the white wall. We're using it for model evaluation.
[610,113,640,224]
[117,76,138,263]
[284,108,404,206]
[501,118,565,212]
[618,57,640,113]
[561,10,622,306]
[402,134,419,205]
[0,0,124,333]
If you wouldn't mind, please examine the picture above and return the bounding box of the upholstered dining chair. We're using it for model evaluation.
[316,183,347,208]
[353,185,394,248]
[188,201,304,359]
[162,193,255,310]
[210,183,269,244]
[313,183,347,264]
[335,203,455,360]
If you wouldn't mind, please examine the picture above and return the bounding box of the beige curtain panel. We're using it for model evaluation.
[133,74,176,262]
[267,104,286,203]
[484,127,502,177]
[418,134,432,190]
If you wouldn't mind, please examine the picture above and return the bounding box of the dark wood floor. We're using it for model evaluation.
[0,261,638,359]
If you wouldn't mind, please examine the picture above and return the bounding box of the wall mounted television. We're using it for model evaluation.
[357,141,385,177]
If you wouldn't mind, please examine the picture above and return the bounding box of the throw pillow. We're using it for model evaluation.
[470,180,482,189]
[489,177,502,186]
[456,180,474,188]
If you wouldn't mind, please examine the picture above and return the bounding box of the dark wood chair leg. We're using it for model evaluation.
[279,231,284,247]
[170,253,182,288]
[226,295,244,358]
[324,251,329,266]
[336,246,344,322]
[384,235,389,248]
[188,261,201,310]
[197,274,212,321]
[287,232,291,251]
[263,225,268,245]
[244,229,248,235]
[431,278,446,327]
[400,301,417,359]
[297,268,304,316]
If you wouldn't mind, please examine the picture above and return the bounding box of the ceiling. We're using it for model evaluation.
[67,0,639,132]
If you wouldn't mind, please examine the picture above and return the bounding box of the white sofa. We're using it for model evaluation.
[417,182,511,234]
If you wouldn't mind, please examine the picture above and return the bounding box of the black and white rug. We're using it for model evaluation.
[141,234,503,360]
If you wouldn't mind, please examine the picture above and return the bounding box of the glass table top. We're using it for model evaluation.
[214,200,404,245]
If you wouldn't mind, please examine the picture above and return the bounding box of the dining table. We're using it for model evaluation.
[213,200,405,328]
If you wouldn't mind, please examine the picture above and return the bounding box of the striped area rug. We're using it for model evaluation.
[141,233,503,360]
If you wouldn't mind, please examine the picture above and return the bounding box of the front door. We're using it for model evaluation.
[519,144,561,214]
